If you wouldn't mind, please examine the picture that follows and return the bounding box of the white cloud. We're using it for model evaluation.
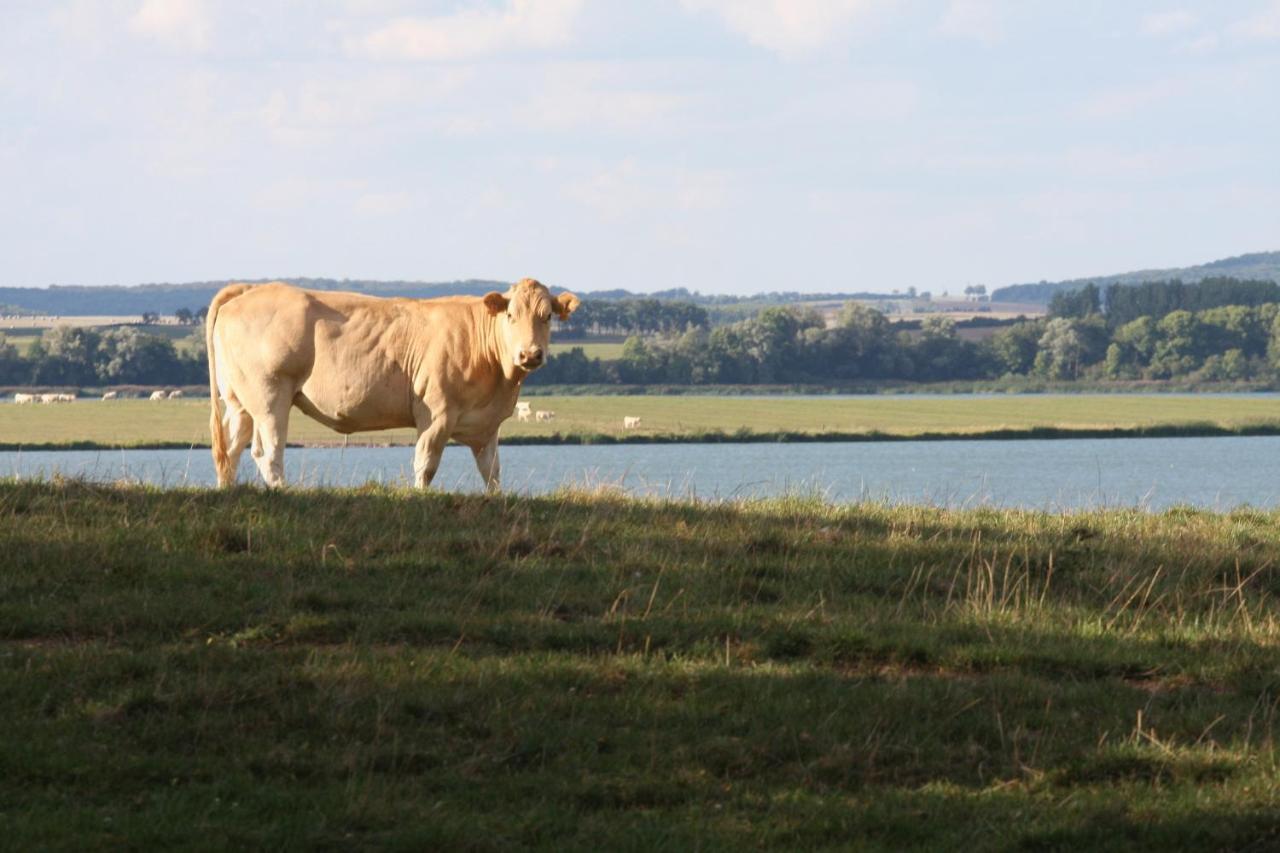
[1140,10,1197,37]
[347,0,583,61]
[564,160,731,221]
[354,190,412,217]
[680,0,881,55]
[128,0,212,51]
[936,0,1005,45]
[1074,80,1183,120]
[1230,0,1280,40]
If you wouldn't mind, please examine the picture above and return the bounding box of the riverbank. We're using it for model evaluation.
[3,394,1280,450]
[3,482,1279,848]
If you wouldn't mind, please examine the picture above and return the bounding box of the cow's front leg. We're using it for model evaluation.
[471,433,500,494]
[412,408,454,489]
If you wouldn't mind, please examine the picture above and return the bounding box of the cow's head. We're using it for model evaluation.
[483,278,580,373]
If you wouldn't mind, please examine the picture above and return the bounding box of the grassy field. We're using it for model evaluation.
[3,481,1279,848]
[550,341,627,359]
[3,394,1280,449]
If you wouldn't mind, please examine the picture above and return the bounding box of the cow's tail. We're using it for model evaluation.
[207,284,253,486]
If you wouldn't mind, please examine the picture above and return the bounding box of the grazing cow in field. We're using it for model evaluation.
[150,390,167,401]
[623,416,641,429]
[515,401,532,422]
[56,393,75,403]
[102,391,119,401]
[13,393,35,404]
[168,389,184,399]
[535,410,555,422]
[206,278,579,489]
[39,393,59,404]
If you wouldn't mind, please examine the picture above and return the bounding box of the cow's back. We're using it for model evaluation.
[216,284,433,432]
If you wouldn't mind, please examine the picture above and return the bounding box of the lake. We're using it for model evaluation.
[2,436,1276,511]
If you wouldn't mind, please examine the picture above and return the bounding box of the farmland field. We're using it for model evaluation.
[549,340,627,359]
[2,394,1280,448]
[3,481,1280,848]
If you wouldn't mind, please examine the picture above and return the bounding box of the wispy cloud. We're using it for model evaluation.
[1229,0,1280,40]
[679,0,882,55]
[1140,10,1197,38]
[128,0,212,52]
[346,0,583,61]
[936,0,1005,45]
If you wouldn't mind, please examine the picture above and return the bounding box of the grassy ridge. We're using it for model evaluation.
[3,394,1280,449]
[3,482,1280,848]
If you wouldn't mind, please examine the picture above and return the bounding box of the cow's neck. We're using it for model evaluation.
[478,306,527,387]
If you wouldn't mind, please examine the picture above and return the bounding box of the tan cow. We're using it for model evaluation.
[535,410,555,422]
[623,416,641,429]
[207,278,579,490]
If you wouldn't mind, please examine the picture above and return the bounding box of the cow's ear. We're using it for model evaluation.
[553,292,581,320]
[483,292,509,314]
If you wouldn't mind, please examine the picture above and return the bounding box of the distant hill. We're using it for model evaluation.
[991,251,1280,304]
[0,277,892,316]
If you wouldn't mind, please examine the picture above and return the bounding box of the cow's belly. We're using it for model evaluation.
[295,370,416,434]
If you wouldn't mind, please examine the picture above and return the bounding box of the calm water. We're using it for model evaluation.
[1,437,1277,511]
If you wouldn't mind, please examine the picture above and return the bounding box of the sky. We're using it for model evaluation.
[1,1,1278,295]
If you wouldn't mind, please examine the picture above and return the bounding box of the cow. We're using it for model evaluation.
[535,410,555,422]
[39,393,59,404]
[56,393,75,403]
[168,389,185,399]
[515,401,532,422]
[102,391,119,400]
[206,278,579,490]
[13,393,35,404]
[623,416,641,429]
[150,390,168,401]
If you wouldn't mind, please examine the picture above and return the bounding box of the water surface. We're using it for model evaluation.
[3,436,1276,511]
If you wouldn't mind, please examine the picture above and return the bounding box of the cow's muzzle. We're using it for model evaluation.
[517,346,545,370]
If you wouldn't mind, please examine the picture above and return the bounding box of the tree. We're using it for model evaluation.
[1035,318,1084,379]
[175,308,193,325]
[1048,283,1101,319]
[987,320,1043,375]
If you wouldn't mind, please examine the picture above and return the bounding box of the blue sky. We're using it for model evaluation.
[2,1,1278,295]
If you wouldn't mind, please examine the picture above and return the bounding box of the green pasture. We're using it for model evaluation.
[3,481,1280,848]
[549,341,626,359]
[3,393,1280,448]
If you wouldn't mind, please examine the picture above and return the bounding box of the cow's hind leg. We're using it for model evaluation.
[216,400,254,486]
[250,392,293,488]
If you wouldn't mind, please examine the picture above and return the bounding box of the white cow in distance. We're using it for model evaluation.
[102,391,119,400]
[623,416,641,429]
[39,393,59,404]
[56,393,75,403]
[168,389,184,399]
[515,401,532,422]
[150,390,168,401]
[536,410,555,422]
[13,393,35,404]
[206,278,580,490]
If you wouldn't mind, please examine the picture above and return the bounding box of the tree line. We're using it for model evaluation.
[533,291,1280,387]
[7,278,1280,389]
[0,326,205,386]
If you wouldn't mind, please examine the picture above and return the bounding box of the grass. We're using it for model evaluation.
[3,394,1280,449]
[2,481,1280,849]
[549,341,627,359]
